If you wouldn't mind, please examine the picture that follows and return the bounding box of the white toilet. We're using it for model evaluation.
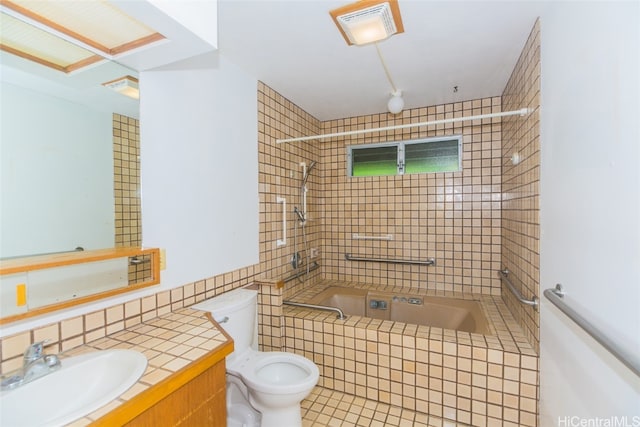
[192,288,319,427]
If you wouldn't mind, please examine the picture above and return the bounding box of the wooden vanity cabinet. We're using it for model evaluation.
[92,341,232,427]
[124,360,226,426]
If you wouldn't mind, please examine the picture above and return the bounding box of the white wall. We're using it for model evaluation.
[140,54,259,288]
[540,2,640,424]
[0,82,114,258]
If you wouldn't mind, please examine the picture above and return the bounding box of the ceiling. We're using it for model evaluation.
[217,0,546,121]
[2,1,545,122]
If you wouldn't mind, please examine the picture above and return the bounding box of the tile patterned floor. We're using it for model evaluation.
[302,387,465,427]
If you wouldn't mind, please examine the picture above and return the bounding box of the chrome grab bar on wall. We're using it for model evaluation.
[498,269,539,310]
[345,254,436,266]
[545,284,640,377]
[282,300,346,320]
[283,261,320,283]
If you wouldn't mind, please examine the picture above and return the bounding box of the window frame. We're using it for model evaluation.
[347,135,463,177]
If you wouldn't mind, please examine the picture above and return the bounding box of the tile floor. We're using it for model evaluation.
[302,387,464,427]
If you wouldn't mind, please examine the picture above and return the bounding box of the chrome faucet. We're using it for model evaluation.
[0,341,61,390]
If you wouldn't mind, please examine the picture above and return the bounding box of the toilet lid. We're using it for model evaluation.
[192,288,257,316]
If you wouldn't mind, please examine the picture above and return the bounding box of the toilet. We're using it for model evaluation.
[192,288,319,427]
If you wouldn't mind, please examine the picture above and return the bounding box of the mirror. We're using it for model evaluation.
[1,53,141,259]
[0,4,147,323]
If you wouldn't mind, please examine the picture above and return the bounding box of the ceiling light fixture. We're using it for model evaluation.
[330,0,404,46]
[387,91,404,114]
[375,42,404,115]
[102,75,139,99]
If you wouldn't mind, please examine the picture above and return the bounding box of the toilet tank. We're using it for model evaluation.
[191,288,258,360]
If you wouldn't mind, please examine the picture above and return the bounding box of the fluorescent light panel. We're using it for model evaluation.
[0,0,164,73]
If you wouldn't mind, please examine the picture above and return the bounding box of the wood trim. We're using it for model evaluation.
[66,54,104,73]
[110,33,165,56]
[0,248,161,325]
[0,247,157,275]
[102,75,139,87]
[0,44,103,74]
[90,339,233,426]
[0,44,67,72]
[254,278,285,289]
[329,0,404,46]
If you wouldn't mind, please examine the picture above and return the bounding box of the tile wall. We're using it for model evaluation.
[113,113,141,249]
[320,99,503,294]
[501,20,541,352]
[257,83,323,284]
[112,114,150,283]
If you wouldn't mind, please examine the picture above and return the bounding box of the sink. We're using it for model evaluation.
[0,349,147,427]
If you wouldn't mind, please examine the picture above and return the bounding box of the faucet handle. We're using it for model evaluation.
[23,340,48,362]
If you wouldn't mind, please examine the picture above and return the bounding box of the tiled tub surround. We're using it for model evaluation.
[283,280,538,427]
[0,307,231,426]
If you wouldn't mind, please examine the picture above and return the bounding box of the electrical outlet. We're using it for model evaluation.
[310,247,319,259]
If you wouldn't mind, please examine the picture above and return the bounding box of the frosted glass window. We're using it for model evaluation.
[351,145,398,177]
[404,138,460,173]
[348,135,461,177]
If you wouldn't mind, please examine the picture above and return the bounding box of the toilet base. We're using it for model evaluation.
[227,402,261,427]
[255,404,303,427]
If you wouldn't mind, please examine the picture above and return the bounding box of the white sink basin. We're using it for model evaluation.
[0,349,147,427]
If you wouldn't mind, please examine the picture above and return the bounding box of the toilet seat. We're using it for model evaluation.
[228,349,319,395]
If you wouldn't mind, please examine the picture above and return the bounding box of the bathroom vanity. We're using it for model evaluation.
[65,308,232,426]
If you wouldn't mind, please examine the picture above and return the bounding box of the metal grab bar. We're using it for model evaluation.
[498,269,539,310]
[283,261,320,283]
[345,254,436,266]
[352,233,393,241]
[283,301,346,320]
[545,284,640,377]
[276,197,286,247]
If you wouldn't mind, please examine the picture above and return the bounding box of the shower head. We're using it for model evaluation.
[302,160,317,186]
[307,160,317,174]
[293,206,305,222]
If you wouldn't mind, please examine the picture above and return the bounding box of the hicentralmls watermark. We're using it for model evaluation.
[558,416,640,427]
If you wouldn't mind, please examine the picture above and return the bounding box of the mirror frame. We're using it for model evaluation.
[0,247,160,325]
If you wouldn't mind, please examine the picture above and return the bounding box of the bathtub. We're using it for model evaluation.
[308,286,491,335]
[279,280,537,426]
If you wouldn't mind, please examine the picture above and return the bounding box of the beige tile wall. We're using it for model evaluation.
[320,99,503,294]
[113,113,141,248]
[257,82,323,286]
[501,19,541,353]
[112,114,151,283]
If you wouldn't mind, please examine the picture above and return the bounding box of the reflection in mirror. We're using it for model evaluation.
[0,2,151,323]
[1,59,141,259]
[0,248,160,324]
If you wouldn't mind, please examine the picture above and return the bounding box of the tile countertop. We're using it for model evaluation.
[61,307,232,426]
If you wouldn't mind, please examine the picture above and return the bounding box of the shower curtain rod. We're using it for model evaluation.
[276,107,530,144]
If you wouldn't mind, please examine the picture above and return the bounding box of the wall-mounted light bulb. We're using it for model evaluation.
[511,152,521,165]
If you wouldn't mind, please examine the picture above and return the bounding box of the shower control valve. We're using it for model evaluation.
[369,300,388,310]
